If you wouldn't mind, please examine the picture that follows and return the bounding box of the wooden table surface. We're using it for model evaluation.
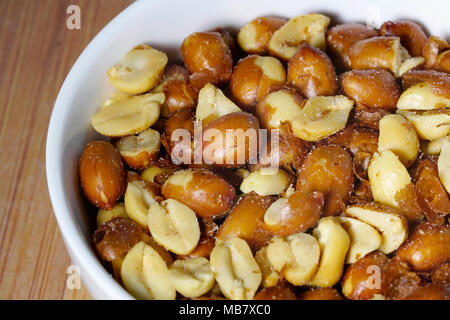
[0,0,133,300]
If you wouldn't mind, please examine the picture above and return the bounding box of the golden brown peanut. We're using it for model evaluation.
[263,191,324,236]
[404,283,450,300]
[237,16,287,54]
[340,69,400,110]
[401,70,450,97]
[210,237,262,300]
[267,233,320,286]
[161,169,236,218]
[431,263,450,285]
[337,217,381,264]
[124,180,159,227]
[161,109,195,164]
[351,104,391,130]
[79,141,126,210]
[397,56,425,76]
[438,136,450,193]
[380,20,428,57]
[96,203,128,226]
[116,129,160,170]
[201,112,260,168]
[412,158,450,220]
[147,199,200,255]
[217,193,275,252]
[240,168,290,196]
[196,83,242,126]
[93,217,150,261]
[254,286,297,300]
[378,114,419,168]
[396,221,450,272]
[437,50,450,73]
[397,82,450,110]
[255,88,304,130]
[168,257,215,298]
[341,251,389,300]
[250,123,309,173]
[291,95,354,142]
[180,32,233,90]
[323,126,378,180]
[348,36,410,77]
[268,13,330,60]
[254,246,280,288]
[121,241,175,300]
[308,217,350,287]
[107,45,168,94]
[287,43,337,98]
[296,145,354,216]
[152,64,197,117]
[326,23,379,71]
[230,55,285,111]
[298,288,343,300]
[91,92,164,137]
[345,203,408,254]
[423,36,450,71]
[367,150,413,210]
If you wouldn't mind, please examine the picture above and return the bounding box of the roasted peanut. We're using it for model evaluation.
[268,13,330,60]
[240,168,290,196]
[378,114,419,168]
[438,136,450,193]
[107,45,168,94]
[267,233,320,286]
[345,202,408,254]
[168,257,215,298]
[210,237,262,300]
[326,23,379,70]
[124,180,159,227]
[116,129,160,170]
[291,95,354,142]
[254,246,280,288]
[397,82,450,110]
[195,83,242,126]
[121,241,175,300]
[181,32,233,90]
[238,17,287,55]
[201,112,260,167]
[396,221,450,272]
[340,69,400,110]
[96,203,128,226]
[230,55,285,111]
[397,109,450,141]
[397,56,425,76]
[255,88,304,130]
[91,92,164,137]
[147,199,200,255]
[152,64,197,117]
[162,109,195,164]
[263,191,324,236]
[308,217,350,287]
[367,150,413,210]
[217,193,275,252]
[79,141,126,210]
[287,43,337,98]
[413,158,450,219]
[93,217,149,261]
[254,286,297,300]
[423,36,450,72]
[337,217,381,264]
[421,136,447,155]
[380,20,428,57]
[161,169,235,218]
[348,36,410,77]
[401,70,450,96]
[296,145,354,216]
[404,283,450,300]
[298,288,343,300]
[178,218,218,260]
[351,104,391,130]
[431,263,450,285]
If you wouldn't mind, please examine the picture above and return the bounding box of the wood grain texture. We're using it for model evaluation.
[0,0,133,300]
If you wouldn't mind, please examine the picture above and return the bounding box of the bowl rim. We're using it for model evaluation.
[44,0,157,300]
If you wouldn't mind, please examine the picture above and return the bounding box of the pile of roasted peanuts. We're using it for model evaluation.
[78,13,450,300]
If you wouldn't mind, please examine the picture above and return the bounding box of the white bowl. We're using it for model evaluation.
[46,0,449,300]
